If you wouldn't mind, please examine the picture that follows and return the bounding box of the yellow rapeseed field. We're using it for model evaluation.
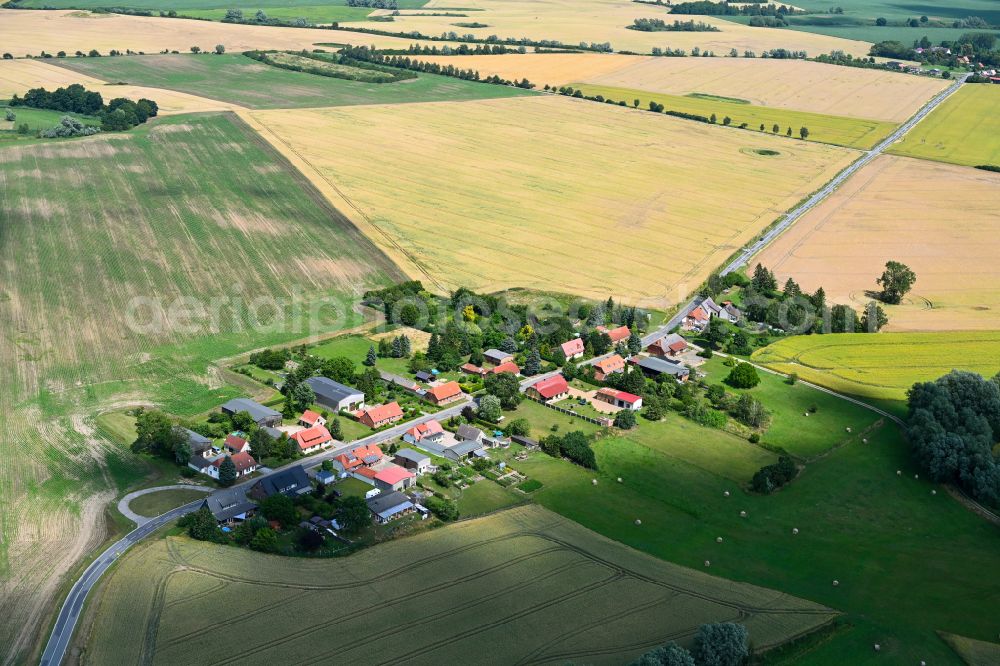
[0,58,246,114]
[80,506,838,663]
[246,96,857,305]
[419,54,948,123]
[753,155,1000,331]
[0,9,424,58]
[362,0,872,55]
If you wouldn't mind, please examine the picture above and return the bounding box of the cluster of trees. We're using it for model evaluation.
[377,334,412,359]
[751,455,797,493]
[390,43,527,56]
[222,8,312,27]
[329,25,610,52]
[336,46,536,87]
[250,347,291,370]
[669,1,800,17]
[907,371,1000,504]
[872,32,1000,66]
[10,84,158,132]
[630,18,719,32]
[540,430,597,469]
[630,623,749,666]
[346,0,398,7]
[247,49,416,84]
[39,116,100,138]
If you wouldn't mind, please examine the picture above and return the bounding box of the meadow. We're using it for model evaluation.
[0,111,400,662]
[422,54,948,123]
[128,488,211,516]
[78,505,838,663]
[56,52,532,109]
[751,331,1000,403]
[754,155,1000,331]
[890,84,1000,167]
[247,95,857,305]
[568,83,896,149]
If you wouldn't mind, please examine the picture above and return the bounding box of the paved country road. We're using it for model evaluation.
[41,75,967,666]
[40,397,471,666]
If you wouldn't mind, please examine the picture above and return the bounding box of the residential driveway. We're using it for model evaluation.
[118,485,212,526]
[567,387,619,414]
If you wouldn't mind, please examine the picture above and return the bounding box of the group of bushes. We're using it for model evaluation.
[630,18,719,32]
[751,455,798,494]
[630,622,749,666]
[540,430,597,469]
[247,49,417,84]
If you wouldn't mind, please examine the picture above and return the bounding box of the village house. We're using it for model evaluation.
[647,333,687,358]
[299,409,326,428]
[291,424,334,454]
[443,440,488,462]
[490,361,520,376]
[305,376,366,413]
[332,443,384,476]
[483,349,515,366]
[595,388,643,411]
[526,374,569,402]
[560,337,585,360]
[460,362,487,377]
[359,402,404,428]
[596,324,631,343]
[220,398,282,428]
[224,434,251,455]
[209,451,257,480]
[179,427,213,459]
[683,305,711,330]
[426,381,463,406]
[250,466,311,500]
[415,370,434,383]
[374,464,416,492]
[200,488,257,525]
[403,419,445,446]
[593,354,626,381]
[630,355,691,382]
[366,491,415,524]
[394,448,432,475]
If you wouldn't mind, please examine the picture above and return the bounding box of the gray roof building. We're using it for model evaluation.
[484,349,513,365]
[201,488,257,522]
[632,356,691,379]
[366,491,414,522]
[220,398,282,427]
[250,466,311,500]
[443,440,486,461]
[178,427,212,455]
[394,448,431,466]
[305,376,365,412]
[456,424,485,443]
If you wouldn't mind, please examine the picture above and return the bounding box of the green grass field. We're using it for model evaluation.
[569,83,895,149]
[81,505,837,663]
[127,488,210,516]
[54,53,535,109]
[456,479,523,516]
[791,0,1000,24]
[751,332,1000,403]
[0,103,100,146]
[0,111,400,661]
[14,0,428,22]
[890,84,1000,167]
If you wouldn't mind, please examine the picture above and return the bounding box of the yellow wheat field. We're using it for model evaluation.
[0,58,245,114]
[246,96,857,305]
[360,0,872,56]
[421,54,948,123]
[754,155,1000,331]
[0,9,426,58]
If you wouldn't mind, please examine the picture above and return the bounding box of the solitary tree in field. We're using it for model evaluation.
[799,126,809,139]
[613,409,637,429]
[215,44,226,55]
[876,260,916,304]
[723,116,731,126]
[786,126,792,136]
[4,109,14,122]
[190,46,201,53]
[633,98,640,108]
[725,362,760,389]
[759,123,765,131]
[772,123,780,133]
[710,113,717,123]
[255,9,268,22]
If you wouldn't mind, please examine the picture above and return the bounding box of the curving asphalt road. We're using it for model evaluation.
[41,74,968,666]
[117,485,213,526]
[40,398,471,666]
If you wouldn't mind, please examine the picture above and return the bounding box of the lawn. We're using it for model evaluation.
[0,111,399,661]
[699,356,882,459]
[80,506,838,663]
[890,84,1000,167]
[127,488,210,517]
[334,476,373,499]
[456,479,523,516]
[248,95,857,304]
[54,53,535,109]
[751,331,1000,403]
[568,83,897,150]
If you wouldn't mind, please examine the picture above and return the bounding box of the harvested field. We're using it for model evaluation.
[0,9,430,58]
[0,59,245,115]
[79,506,838,663]
[753,155,1000,331]
[569,83,895,149]
[889,84,1000,167]
[751,332,1000,402]
[0,112,399,662]
[421,54,947,123]
[246,95,857,304]
[55,53,532,109]
[357,0,872,56]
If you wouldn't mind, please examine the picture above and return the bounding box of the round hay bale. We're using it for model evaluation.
[914,474,919,479]
[804,412,809,416]
[634,519,641,526]
[716,537,723,543]
[874,644,880,652]
[863,438,868,444]
[846,427,852,433]
[617,477,623,483]
[792,528,799,535]
[896,470,902,476]
[723,491,730,497]
[592,479,598,485]
[832,580,840,587]
[931,489,937,495]
[740,510,747,518]
[704,560,711,567]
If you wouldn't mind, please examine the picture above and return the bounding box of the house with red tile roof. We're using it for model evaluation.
[526,374,569,402]
[333,443,384,475]
[560,337,585,360]
[426,381,463,406]
[224,434,250,454]
[360,402,404,428]
[647,334,687,358]
[684,305,711,330]
[374,464,416,492]
[595,388,643,411]
[596,325,630,343]
[210,451,257,479]
[490,361,520,376]
[460,362,487,377]
[403,419,445,445]
[291,424,333,454]
[593,354,625,381]
[299,409,326,428]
